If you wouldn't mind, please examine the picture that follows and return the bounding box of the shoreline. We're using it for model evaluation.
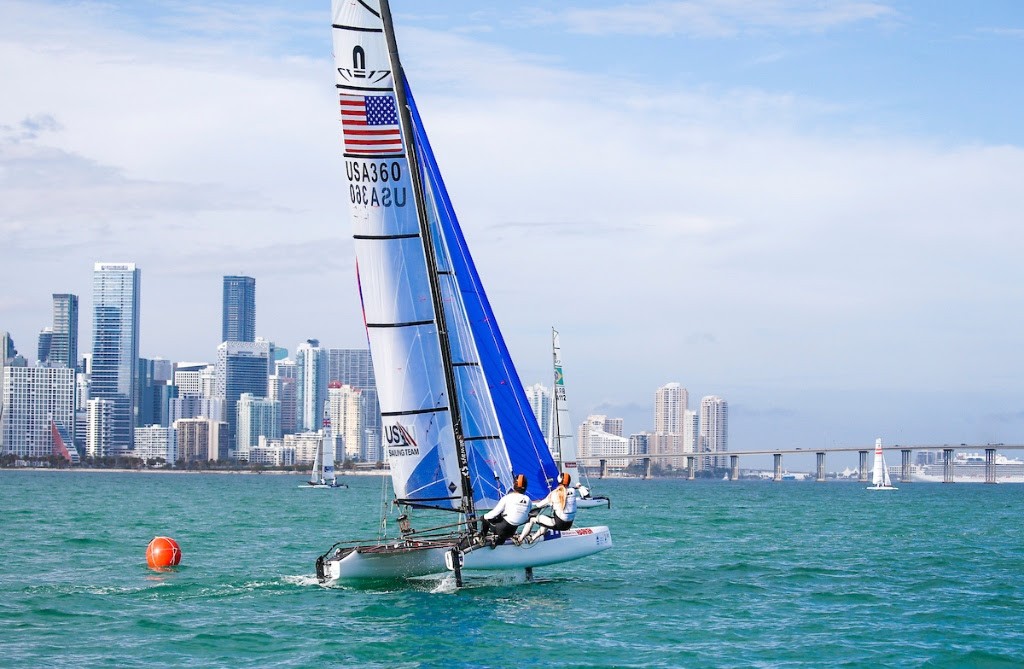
[0,467,392,476]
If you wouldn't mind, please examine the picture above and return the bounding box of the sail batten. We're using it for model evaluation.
[365,320,435,328]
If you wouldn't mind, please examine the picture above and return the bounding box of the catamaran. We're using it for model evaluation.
[315,0,612,585]
[867,438,898,491]
[302,407,347,488]
[550,329,610,509]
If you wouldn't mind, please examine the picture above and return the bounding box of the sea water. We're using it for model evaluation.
[2,470,1022,668]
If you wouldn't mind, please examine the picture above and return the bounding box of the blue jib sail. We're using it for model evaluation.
[406,78,559,502]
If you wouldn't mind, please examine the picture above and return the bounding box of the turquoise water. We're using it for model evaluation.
[2,471,1022,668]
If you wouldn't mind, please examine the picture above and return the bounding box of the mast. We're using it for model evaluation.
[378,0,476,523]
[552,328,562,467]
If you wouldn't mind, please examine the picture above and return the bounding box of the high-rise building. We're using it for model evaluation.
[86,397,114,458]
[699,395,729,469]
[49,293,79,369]
[296,340,326,433]
[524,383,553,450]
[134,425,177,463]
[175,417,227,462]
[655,382,688,434]
[235,392,281,460]
[37,327,53,365]
[215,338,274,455]
[222,275,256,343]
[285,431,321,465]
[168,394,224,424]
[629,432,650,457]
[1,331,17,365]
[137,357,177,428]
[683,410,698,459]
[74,372,89,454]
[174,362,211,395]
[326,348,380,458]
[328,382,364,461]
[1,366,75,459]
[652,382,689,469]
[270,358,297,434]
[91,262,140,451]
[578,415,629,469]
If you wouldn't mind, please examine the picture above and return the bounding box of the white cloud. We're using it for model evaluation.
[2,0,1023,452]
[547,1,897,37]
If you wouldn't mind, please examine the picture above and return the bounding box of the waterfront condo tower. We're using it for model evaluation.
[653,382,689,469]
[1,366,75,459]
[699,395,729,470]
[295,340,326,433]
[222,275,256,344]
[91,262,140,452]
[326,348,381,461]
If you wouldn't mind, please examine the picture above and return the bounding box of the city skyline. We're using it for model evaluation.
[3,2,1024,465]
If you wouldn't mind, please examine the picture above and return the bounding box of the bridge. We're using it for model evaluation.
[574,443,1024,484]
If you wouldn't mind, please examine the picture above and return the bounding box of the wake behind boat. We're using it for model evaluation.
[317,0,611,585]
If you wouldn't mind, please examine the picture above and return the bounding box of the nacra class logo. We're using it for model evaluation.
[337,45,390,84]
[385,422,419,457]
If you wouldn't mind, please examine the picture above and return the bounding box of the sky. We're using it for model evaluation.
[3,0,1024,468]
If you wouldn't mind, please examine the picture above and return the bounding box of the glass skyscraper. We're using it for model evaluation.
[91,263,140,452]
[50,293,79,370]
[216,339,274,455]
[222,275,256,343]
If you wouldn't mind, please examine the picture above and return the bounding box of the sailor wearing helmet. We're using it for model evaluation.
[478,473,532,549]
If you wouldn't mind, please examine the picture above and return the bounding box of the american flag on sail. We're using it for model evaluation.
[339,94,403,155]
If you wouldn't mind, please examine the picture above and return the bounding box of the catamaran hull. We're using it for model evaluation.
[576,497,611,509]
[319,525,612,583]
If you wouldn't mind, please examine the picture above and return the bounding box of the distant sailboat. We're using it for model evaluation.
[867,438,897,491]
[315,0,611,584]
[550,329,609,508]
[303,406,347,489]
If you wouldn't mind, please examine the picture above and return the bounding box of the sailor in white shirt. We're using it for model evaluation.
[478,473,532,548]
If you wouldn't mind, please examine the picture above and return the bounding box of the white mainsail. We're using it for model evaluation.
[551,329,579,483]
[322,409,337,486]
[869,437,896,490]
[317,0,612,583]
[310,432,323,485]
[332,0,510,511]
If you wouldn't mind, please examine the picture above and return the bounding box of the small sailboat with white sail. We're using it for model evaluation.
[550,328,610,509]
[315,0,611,585]
[867,438,897,491]
[302,406,347,489]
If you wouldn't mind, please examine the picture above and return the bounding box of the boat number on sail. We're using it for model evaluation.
[384,422,419,458]
[346,160,407,208]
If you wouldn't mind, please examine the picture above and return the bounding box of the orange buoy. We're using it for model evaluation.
[146,536,182,569]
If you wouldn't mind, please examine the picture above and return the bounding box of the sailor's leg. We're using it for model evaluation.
[529,515,556,543]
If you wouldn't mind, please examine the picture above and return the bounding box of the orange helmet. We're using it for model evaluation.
[513,473,528,492]
[559,473,571,487]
